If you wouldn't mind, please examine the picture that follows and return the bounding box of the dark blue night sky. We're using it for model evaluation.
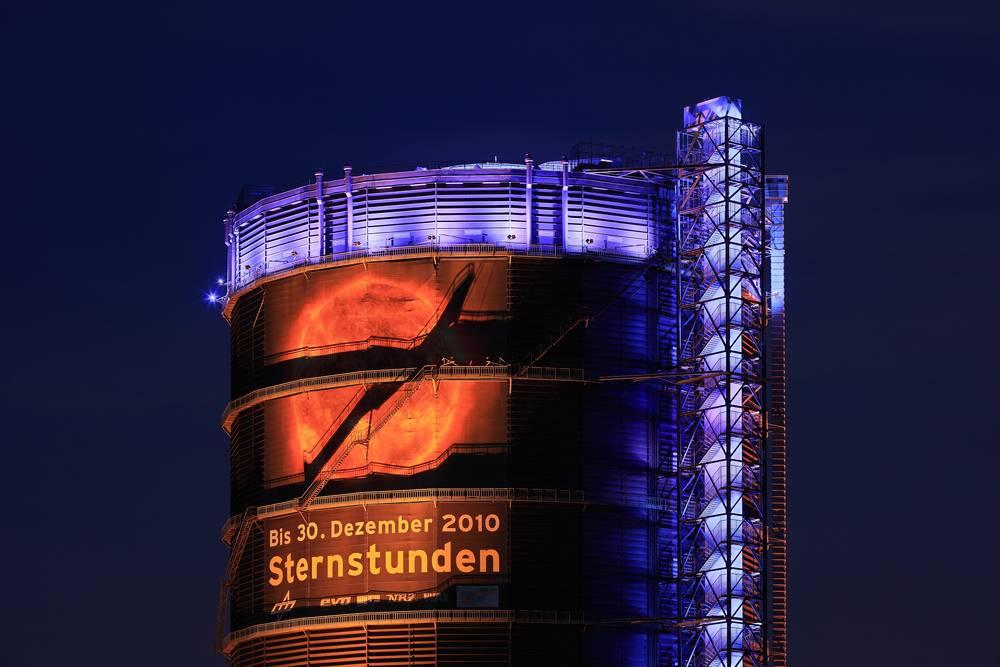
[2,1,995,665]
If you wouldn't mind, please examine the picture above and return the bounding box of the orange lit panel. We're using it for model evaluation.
[331,380,507,479]
[260,501,509,612]
[261,380,507,488]
[263,259,507,364]
[263,387,360,486]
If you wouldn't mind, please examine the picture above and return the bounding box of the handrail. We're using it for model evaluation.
[221,368,415,431]
[222,486,670,541]
[223,243,653,318]
[222,365,582,432]
[224,608,587,653]
[436,364,513,378]
[234,164,659,220]
[517,366,585,381]
[328,443,508,481]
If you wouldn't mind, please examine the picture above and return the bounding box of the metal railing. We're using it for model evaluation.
[221,367,415,430]
[330,444,508,480]
[435,363,512,378]
[224,608,587,652]
[258,486,588,522]
[222,486,669,540]
[227,243,653,303]
[223,487,587,539]
[222,365,585,431]
[518,366,585,381]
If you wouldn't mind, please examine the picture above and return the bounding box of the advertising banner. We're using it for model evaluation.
[262,501,508,612]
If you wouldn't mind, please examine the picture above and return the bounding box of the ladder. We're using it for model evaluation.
[215,506,256,654]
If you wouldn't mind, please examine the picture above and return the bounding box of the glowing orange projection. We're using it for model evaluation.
[264,267,437,364]
[332,381,507,479]
[256,260,509,488]
[299,280,433,348]
[263,387,360,486]
[262,381,507,487]
[263,260,507,364]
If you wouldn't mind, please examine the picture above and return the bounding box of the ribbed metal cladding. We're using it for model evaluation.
[228,622,509,667]
[227,619,652,666]
[226,167,658,292]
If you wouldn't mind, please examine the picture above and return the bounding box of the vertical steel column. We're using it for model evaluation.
[524,153,533,249]
[344,163,354,251]
[262,211,268,276]
[765,175,789,667]
[224,209,235,294]
[433,181,439,246]
[561,156,570,250]
[314,169,324,259]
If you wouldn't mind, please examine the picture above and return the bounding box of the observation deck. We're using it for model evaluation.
[222,159,666,312]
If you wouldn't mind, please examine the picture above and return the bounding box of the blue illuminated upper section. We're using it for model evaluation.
[223,162,666,296]
[766,175,789,314]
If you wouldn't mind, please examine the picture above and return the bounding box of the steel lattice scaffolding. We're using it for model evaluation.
[577,96,783,667]
[673,97,767,667]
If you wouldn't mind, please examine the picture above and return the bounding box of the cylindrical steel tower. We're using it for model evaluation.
[216,97,788,667]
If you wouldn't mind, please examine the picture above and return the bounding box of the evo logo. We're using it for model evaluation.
[271,591,297,613]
